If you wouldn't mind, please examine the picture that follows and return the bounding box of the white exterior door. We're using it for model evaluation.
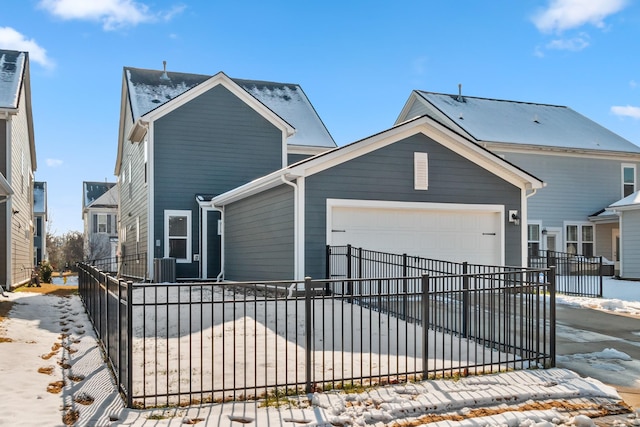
[327,200,504,265]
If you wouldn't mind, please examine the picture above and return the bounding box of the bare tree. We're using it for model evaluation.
[86,233,112,260]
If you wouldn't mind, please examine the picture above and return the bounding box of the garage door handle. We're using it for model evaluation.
[483,233,496,236]
[332,229,346,232]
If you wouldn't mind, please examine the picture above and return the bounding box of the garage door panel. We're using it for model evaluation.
[330,205,502,265]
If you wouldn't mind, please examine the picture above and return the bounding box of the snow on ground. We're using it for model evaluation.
[556,277,640,316]
[0,277,638,426]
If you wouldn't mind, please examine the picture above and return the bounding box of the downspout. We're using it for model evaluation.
[212,205,225,282]
[522,187,539,267]
[281,175,299,280]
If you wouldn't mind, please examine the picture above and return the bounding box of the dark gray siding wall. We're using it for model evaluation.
[304,133,522,279]
[119,97,148,264]
[224,184,294,281]
[498,151,640,225]
[154,85,283,278]
[288,153,314,165]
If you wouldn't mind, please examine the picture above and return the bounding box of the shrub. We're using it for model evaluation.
[39,261,53,283]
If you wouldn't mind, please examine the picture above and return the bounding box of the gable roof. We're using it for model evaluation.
[123,66,335,148]
[0,49,36,170]
[83,181,117,211]
[398,91,640,154]
[0,50,26,110]
[607,190,640,212]
[210,114,545,206]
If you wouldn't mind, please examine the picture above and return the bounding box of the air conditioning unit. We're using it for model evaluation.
[153,257,176,283]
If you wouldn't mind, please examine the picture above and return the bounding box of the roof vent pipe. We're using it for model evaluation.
[160,60,170,82]
[456,83,464,102]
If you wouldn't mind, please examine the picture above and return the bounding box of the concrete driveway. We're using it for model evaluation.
[555,304,640,409]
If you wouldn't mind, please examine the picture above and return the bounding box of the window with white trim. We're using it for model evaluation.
[414,152,428,190]
[566,223,593,257]
[527,223,541,258]
[97,214,107,233]
[165,210,191,262]
[622,164,636,198]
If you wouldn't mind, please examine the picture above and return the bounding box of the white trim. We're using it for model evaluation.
[414,152,429,190]
[487,142,640,162]
[147,122,155,276]
[287,145,335,156]
[164,209,192,263]
[562,221,595,256]
[297,177,305,279]
[325,199,505,266]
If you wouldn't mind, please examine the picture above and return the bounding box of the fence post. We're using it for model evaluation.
[548,267,556,368]
[325,246,330,279]
[403,254,408,321]
[304,277,313,394]
[126,280,133,408]
[421,274,429,380]
[598,256,603,297]
[462,262,469,338]
[346,245,352,296]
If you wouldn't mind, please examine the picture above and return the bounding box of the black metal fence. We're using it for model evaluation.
[78,262,555,409]
[328,245,603,298]
[528,250,603,297]
[85,253,148,282]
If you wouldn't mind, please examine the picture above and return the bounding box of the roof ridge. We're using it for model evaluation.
[417,90,568,109]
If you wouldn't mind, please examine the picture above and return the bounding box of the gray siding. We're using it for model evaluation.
[119,95,149,264]
[153,84,284,278]
[224,185,294,281]
[304,133,523,279]
[498,152,639,226]
[621,210,640,279]
[405,100,430,120]
[594,222,616,261]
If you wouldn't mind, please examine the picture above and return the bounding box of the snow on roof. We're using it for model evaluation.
[125,67,335,148]
[608,190,640,210]
[416,91,640,153]
[0,50,25,109]
[83,181,117,209]
[33,182,46,213]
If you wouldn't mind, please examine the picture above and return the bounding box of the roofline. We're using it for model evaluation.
[140,71,296,137]
[212,114,545,206]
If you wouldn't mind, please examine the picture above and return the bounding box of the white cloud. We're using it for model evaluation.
[545,33,590,51]
[0,27,54,69]
[38,0,185,31]
[46,158,64,167]
[630,80,637,89]
[533,0,628,33]
[611,105,640,119]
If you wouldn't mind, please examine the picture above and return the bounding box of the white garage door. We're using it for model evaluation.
[329,202,503,265]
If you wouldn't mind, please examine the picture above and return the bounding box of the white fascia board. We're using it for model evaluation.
[289,116,544,190]
[211,168,294,206]
[128,119,149,143]
[115,73,133,175]
[484,141,640,161]
[142,72,295,138]
[287,144,335,156]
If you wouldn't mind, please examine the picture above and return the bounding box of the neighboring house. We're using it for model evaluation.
[396,90,640,276]
[607,192,640,279]
[115,66,335,281]
[209,115,544,282]
[0,49,37,291]
[34,181,47,265]
[82,181,118,261]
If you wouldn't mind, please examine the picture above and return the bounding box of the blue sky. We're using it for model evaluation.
[3,0,640,235]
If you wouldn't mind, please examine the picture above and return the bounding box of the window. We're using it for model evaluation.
[565,223,593,257]
[165,210,191,262]
[414,152,428,190]
[97,214,107,233]
[527,224,540,258]
[622,164,636,197]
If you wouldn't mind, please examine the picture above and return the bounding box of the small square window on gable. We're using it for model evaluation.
[414,152,429,190]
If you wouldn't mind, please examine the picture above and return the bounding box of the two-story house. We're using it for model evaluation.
[115,65,336,281]
[0,49,37,291]
[82,181,118,262]
[395,89,640,276]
